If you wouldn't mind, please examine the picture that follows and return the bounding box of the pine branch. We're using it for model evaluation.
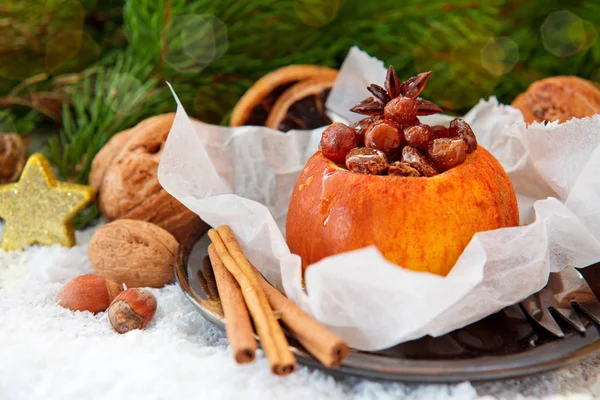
[45,53,158,184]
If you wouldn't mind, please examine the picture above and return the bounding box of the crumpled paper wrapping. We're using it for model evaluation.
[158,47,600,350]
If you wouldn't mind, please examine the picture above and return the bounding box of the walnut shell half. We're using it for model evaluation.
[90,113,207,242]
[512,76,600,124]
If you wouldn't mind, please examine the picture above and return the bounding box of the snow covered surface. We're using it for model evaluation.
[1,223,600,399]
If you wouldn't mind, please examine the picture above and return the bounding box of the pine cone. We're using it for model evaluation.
[0,134,27,184]
[89,114,207,243]
[512,76,600,124]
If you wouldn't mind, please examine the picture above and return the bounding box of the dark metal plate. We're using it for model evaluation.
[175,232,600,383]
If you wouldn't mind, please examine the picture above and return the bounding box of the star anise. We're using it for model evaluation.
[350,66,443,117]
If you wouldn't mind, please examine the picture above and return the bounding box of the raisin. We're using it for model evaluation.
[389,161,421,177]
[426,138,468,171]
[384,97,418,124]
[399,118,420,130]
[320,122,359,164]
[345,147,388,175]
[404,123,433,148]
[431,124,452,139]
[401,146,438,177]
[352,115,383,146]
[449,118,477,153]
[364,120,403,154]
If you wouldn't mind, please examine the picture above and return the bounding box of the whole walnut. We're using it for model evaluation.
[89,113,206,242]
[512,76,600,124]
[0,134,27,184]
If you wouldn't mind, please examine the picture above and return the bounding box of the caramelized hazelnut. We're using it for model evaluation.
[352,115,383,146]
[345,147,388,175]
[431,124,452,139]
[384,97,418,124]
[364,120,403,154]
[449,118,477,153]
[426,138,468,171]
[320,122,359,164]
[404,124,433,148]
[389,161,421,177]
[401,146,438,177]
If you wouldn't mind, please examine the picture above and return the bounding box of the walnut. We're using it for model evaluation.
[0,134,27,184]
[512,76,600,124]
[90,113,206,242]
[88,219,178,288]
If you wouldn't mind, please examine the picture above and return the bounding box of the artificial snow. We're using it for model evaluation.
[1,223,600,399]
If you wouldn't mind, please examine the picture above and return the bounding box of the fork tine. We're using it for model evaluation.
[550,306,586,332]
[520,293,565,338]
[567,285,600,326]
[575,301,600,326]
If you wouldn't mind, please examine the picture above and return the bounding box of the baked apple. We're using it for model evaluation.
[286,67,519,276]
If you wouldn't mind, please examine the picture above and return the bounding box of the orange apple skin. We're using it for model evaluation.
[286,147,519,276]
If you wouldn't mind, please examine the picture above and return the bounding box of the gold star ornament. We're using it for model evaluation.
[0,153,95,251]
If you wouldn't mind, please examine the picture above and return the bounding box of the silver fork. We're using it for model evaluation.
[520,262,600,338]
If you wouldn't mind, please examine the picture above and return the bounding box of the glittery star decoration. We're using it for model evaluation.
[0,153,95,251]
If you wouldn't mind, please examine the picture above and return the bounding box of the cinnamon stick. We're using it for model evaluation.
[250,264,349,368]
[207,246,257,364]
[208,228,296,376]
[196,269,211,300]
[201,256,220,301]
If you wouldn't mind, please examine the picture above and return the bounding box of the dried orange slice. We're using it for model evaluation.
[230,65,338,129]
[265,77,337,131]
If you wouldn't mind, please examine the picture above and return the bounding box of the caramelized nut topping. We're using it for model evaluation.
[320,66,478,176]
[449,118,477,153]
[389,161,421,177]
[431,124,453,139]
[352,115,384,146]
[364,120,403,154]
[346,148,388,175]
[426,138,468,171]
[404,123,433,148]
[320,122,359,164]
[402,146,439,177]
[384,97,418,124]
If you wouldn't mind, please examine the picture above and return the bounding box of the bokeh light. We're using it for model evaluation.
[541,10,598,57]
[193,85,238,124]
[480,37,520,76]
[0,0,85,80]
[294,0,341,28]
[163,14,228,73]
[414,19,499,111]
[45,29,83,73]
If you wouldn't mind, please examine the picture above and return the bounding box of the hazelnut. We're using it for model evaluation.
[319,122,359,164]
[108,288,157,334]
[404,123,433,148]
[56,274,122,314]
[384,97,418,124]
[364,120,403,154]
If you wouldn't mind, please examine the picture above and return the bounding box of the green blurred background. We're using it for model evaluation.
[1,0,599,185]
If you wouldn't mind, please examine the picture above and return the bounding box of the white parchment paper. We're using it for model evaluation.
[158,47,600,350]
